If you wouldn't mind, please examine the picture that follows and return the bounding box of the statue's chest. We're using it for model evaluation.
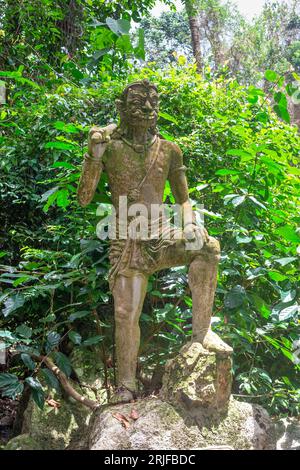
[105,143,170,186]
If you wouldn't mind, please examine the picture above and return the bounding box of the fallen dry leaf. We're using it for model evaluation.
[46,398,61,409]
[112,412,130,429]
[129,408,139,420]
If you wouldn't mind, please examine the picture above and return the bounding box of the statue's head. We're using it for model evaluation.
[116,79,159,133]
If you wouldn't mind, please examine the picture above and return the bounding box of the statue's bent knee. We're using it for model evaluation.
[204,237,221,262]
[115,306,131,322]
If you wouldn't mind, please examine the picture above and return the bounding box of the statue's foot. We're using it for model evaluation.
[110,386,135,405]
[202,330,233,356]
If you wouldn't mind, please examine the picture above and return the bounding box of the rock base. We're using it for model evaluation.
[161,342,232,412]
[73,397,275,450]
[5,341,277,450]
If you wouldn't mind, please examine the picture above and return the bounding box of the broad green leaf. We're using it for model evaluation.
[215,169,240,175]
[44,141,77,150]
[16,324,32,339]
[25,377,45,409]
[159,111,179,125]
[274,257,297,266]
[68,331,82,345]
[82,335,103,346]
[68,310,90,322]
[265,70,279,82]
[54,352,72,377]
[224,285,246,309]
[21,353,36,370]
[275,225,300,243]
[2,294,25,317]
[231,195,246,207]
[41,369,60,391]
[268,271,288,282]
[46,331,61,352]
[279,305,299,321]
[273,104,290,124]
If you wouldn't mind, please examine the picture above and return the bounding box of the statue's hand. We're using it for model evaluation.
[184,224,209,245]
[88,126,111,157]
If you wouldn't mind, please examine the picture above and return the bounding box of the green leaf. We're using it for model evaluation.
[21,353,36,370]
[215,169,241,175]
[248,293,270,319]
[2,294,25,317]
[16,324,32,339]
[236,234,252,244]
[0,372,19,387]
[158,111,179,125]
[275,225,300,243]
[226,149,253,159]
[25,377,45,409]
[279,305,299,321]
[40,369,60,391]
[0,373,24,399]
[116,34,133,54]
[274,257,297,266]
[117,19,131,34]
[68,331,82,345]
[46,331,61,352]
[54,352,72,377]
[1,381,24,399]
[231,195,246,207]
[268,271,288,282]
[68,310,90,322]
[82,335,103,346]
[224,285,246,309]
[273,104,290,124]
[41,186,59,203]
[280,290,296,303]
[249,196,267,210]
[0,330,17,342]
[53,121,80,134]
[265,70,280,82]
[52,161,76,170]
[274,91,287,107]
[56,189,70,208]
[44,141,77,150]
[106,18,121,35]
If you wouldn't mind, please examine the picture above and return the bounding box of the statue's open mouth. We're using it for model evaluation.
[133,113,156,121]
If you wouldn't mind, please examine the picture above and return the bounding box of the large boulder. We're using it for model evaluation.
[72,342,276,450]
[81,397,274,450]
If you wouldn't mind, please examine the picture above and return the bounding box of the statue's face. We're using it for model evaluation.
[125,85,159,128]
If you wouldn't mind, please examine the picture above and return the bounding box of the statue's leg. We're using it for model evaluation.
[188,237,232,355]
[112,272,148,401]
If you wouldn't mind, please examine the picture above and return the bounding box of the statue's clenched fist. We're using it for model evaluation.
[87,123,117,159]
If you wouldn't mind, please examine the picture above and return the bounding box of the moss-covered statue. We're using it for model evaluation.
[77,79,232,403]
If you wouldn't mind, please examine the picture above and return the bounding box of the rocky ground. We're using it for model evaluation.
[1,342,300,450]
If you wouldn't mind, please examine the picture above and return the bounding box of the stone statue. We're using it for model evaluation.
[77,79,232,403]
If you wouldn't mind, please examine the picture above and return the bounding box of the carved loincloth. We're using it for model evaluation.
[108,216,184,290]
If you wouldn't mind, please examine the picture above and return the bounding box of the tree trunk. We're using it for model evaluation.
[184,0,203,73]
[188,15,203,73]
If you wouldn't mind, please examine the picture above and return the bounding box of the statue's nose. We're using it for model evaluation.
[142,100,152,112]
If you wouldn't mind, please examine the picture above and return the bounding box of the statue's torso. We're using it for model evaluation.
[103,137,173,213]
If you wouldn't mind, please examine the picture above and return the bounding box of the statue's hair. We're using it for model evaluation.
[114,79,159,138]
[119,79,158,103]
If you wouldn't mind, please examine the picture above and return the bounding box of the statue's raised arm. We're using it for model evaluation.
[77,123,117,207]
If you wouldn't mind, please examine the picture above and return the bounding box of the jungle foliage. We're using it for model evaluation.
[0,0,299,417]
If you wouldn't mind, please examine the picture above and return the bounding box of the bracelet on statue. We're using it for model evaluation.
[84,152,102,163]
[184,221,197,228]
